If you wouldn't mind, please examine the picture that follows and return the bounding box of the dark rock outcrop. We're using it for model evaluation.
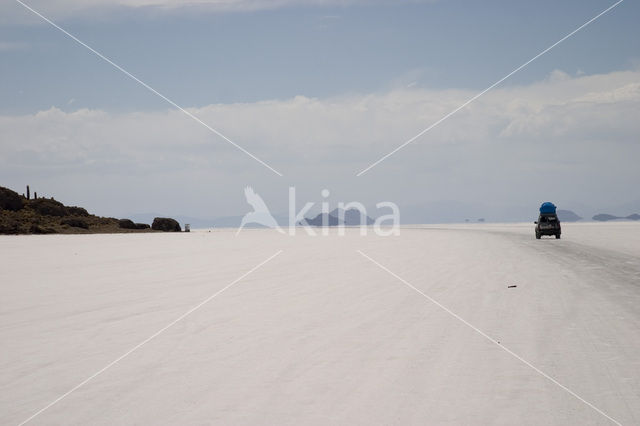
[119,219,151,230]
[0,187,24,211]
[152,217,181,232]
[118,219,137,229]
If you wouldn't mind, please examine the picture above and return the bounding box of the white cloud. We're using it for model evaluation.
[4,0,435,23]
[1,69,639,217]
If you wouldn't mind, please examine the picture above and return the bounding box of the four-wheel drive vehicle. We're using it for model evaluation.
[535,202,561,239]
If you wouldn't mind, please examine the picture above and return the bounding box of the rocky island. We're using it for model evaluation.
[0,185,181,235]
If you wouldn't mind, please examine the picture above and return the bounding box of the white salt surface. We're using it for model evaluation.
[1,223,640,425]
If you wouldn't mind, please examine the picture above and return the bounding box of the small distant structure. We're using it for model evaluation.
[478,218,485,222]
[184,224,191,232]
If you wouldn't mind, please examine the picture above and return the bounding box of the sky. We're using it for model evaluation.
[1,0,639,223]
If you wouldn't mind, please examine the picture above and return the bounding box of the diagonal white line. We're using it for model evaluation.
[15,0,283,177]
[356,0,624,176]
[17,250,283,426]
[356,249,622,425]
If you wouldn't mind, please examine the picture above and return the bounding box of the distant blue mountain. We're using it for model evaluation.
[557,210,582,222]
[302,208,374,227]
[593,213,640,222]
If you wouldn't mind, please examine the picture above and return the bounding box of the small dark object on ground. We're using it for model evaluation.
[508,285,517,288]
[61,218,89,229]
[152,217,181,232]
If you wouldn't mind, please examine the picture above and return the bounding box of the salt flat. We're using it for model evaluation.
[1,223,640,425]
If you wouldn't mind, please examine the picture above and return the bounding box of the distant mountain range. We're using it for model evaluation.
[122,207,639,229]
[126,213,288,229]
[592,213,640,222]
[545,210,640,223]
[301,208,375,227]
[127,209,375,229]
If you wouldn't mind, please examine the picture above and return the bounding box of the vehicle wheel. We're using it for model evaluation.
[536,232,541,239]
[555,234,561,239]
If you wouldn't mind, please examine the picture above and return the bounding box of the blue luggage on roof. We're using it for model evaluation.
[540,202,557,214]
